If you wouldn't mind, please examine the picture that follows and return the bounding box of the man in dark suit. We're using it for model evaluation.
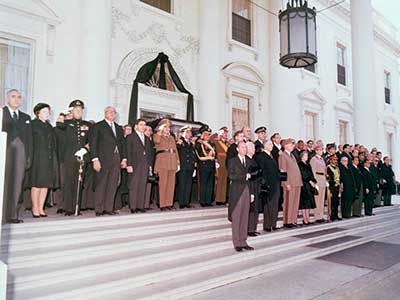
[2,89,32,223]
[90,106,126,216]
[126,118,153,213]
[340,144,353,161]
[226,130,244,167]
[177,126,196,209]
[56,100,92,216]
[228,141,254,252]
[254,140,281,232]
[271,132,281,162]
[351,156,363,217]
[361,159,377,216]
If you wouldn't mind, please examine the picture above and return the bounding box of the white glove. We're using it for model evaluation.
[176,165,181,173]
[192,170,197,177]
[217,129,224,136]
[216,162,220,169]
[75,148,88,160]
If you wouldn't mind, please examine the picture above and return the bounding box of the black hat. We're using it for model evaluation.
[33,103,50,115]
[69,99,85,109]
[199,124,212,134]
[254,126,267,134]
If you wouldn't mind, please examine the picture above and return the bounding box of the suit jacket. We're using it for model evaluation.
[339,165,355,202]
[310,155,327,186]
[361,167,377,196]
[227,155,251,221]
[278,151,303,188]
[254,139,264,153]
[2,106,32,162]
[226,143,238,167]
[89,120,126,166]
[351,164,363,194]
[126,131,153,169]
[271,144,281,162]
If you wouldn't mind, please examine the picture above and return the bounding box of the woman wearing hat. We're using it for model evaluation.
[153,119,180,210]
[310,145,327,223]
[25,103,59,217]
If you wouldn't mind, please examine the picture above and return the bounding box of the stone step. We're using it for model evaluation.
[4,208,398,269]
[7,211,400,299]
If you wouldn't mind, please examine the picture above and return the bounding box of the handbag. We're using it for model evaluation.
[280,171,288,182]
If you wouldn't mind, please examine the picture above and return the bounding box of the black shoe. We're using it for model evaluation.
[179,205,186,209]
[243,246,254,251]
[302,220,309,226]
[272,227,281,231]
[248,232,258,237]
[95,212,103,217]
[32,214,40,218]
[56,209,64,214]
[130,209,136,214]
[9,219,23,224]
[186,205,193,208]
[160,207,168,211]
[103,211,115,215]
[235,247,243,252]
[200,203,205,207]
[264,228,272,232]
[137,209,146,213]
[64,212,74,216]
[40,214,48,218]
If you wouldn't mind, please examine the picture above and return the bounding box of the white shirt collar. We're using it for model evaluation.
[274,142,280,148]
[7,105,19,117]
[105,119,114,127]
[285,150,292,155]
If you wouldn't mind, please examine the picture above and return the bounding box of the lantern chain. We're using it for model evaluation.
[248,0,347,17]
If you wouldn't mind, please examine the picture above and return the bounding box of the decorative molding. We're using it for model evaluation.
[222,62,265,86]
[112,2,199,57]
[115,47,191,90]
[0,0,63,25]
[335,99,354,115]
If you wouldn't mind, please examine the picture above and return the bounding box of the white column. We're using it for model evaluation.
[351,0,377,148]
[79,0,112,121]
[0,131,7,300]
[198,0,223,131]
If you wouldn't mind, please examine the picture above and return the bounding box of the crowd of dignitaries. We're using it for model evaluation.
[1,89,398,251]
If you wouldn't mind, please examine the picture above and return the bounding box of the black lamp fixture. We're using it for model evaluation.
[279,0,317,68]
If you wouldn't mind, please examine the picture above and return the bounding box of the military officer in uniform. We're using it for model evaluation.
[214,126,229,205]
[176,125,196,208]
[254,126,267,153]
[195,125,217,207]
[56,100,91,216]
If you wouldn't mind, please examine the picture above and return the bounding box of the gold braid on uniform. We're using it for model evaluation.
[195,140,215,161]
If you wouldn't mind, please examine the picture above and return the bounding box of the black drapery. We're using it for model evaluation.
[128,52,194,124]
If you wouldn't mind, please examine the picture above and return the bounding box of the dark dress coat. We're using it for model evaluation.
[25,119,59,189]
[227,156,252,221]
[226,143,238,167]
[381,164,396,196]
[254,151,280,206]
[298,161,317,210]
[361,167,377,196]
[247,156,262,214]
[339,165,355,204]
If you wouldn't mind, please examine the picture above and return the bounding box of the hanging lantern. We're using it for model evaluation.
[279,0,317,68]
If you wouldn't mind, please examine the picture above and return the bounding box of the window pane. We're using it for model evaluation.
[232,13,251,46]
[304,112,315,141]
[339,120,347,145]
[337,64,346,86]
[232,94,250,133]
[232,0,250,19]
[336,45,345,66]
[140,0,171,13]
[0,37,32,112]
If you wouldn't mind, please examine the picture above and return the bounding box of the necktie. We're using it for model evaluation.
[12,111,18,122]
[242,157,246,167]
[110,122,116,137]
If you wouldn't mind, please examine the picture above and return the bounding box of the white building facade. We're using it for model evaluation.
[0,0,399,172]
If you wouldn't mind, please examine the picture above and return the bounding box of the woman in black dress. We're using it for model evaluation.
[298,151,317,225]
[26,103,59,217]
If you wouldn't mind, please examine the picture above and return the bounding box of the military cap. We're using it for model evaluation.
[199,124,212,134]
[179,125,192,133]
[254,126,267,134]
[69,99,85,109]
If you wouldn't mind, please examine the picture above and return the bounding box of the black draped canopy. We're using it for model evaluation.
[128,52,194,124]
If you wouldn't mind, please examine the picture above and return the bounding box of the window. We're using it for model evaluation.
[336,44,346,86]
[304,63,316,73]
[140,0,171,13]
[384,71,391,104]
[232,94,250,133]
[232,0,251,46]
[0,36,33,112]
[304,112,316,141]
[338,120,348,145]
